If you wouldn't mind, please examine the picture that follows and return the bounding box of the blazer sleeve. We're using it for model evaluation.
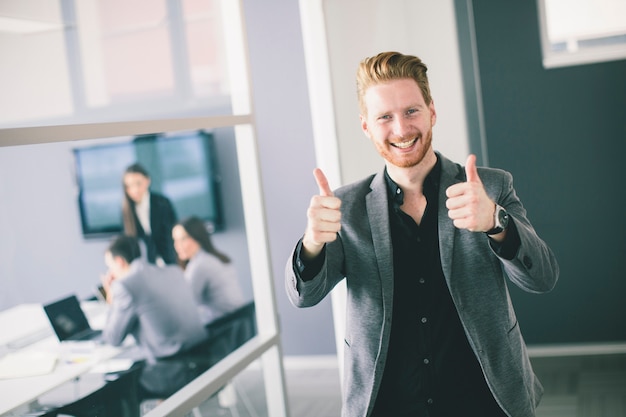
[285,237,346,308]
[486,168,559,293]
[102,281,137,346]
[151,193,178,264]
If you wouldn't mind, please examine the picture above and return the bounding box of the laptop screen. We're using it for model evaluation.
[43,295,93,341]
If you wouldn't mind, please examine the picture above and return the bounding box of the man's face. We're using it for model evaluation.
[360,78,436,169]
[104,251,123,278]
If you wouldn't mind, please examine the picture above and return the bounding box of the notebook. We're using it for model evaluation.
[0,350,58,379]
[43,295,102,342]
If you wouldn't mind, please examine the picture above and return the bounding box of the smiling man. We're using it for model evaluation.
[285,51,559,417]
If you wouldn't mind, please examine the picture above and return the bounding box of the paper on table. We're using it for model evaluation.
[0,351,58,379]
[89,358,134,374]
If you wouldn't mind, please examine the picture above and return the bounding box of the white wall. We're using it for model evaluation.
[299,0,471,361]
[323,0,469,186]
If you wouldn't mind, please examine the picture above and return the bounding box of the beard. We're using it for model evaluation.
[373,128,433,168]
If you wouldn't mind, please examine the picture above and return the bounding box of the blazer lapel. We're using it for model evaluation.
[437,155,465,283]
[366,172,394,309]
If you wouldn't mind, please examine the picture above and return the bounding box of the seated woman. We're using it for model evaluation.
[172,216,245,325]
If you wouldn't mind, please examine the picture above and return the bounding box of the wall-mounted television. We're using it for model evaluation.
[73,130,222,238]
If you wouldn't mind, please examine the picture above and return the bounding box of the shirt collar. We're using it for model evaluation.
[384,154,442,207]
[136,191,150,209]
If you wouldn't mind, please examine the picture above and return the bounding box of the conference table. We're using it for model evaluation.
[0,301,135,417]
[0,298,254,417]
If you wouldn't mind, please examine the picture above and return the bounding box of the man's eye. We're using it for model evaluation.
[379,115,391,120]
[406,108,417,115]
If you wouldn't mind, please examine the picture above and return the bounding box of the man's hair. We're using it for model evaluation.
[356,51,432,115]
[107,235,142,264]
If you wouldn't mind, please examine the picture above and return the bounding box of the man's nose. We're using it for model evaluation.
[392,117,412,137]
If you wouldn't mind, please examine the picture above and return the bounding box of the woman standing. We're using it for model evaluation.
[122,163,178,265]
[172,216,244,325]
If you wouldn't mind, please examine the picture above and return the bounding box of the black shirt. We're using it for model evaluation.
[371,159,507,417]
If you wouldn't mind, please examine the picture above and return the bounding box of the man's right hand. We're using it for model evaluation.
[301,168,342,260]
[100,270,116,304]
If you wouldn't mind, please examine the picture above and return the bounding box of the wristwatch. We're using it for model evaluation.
[486,204,509,235]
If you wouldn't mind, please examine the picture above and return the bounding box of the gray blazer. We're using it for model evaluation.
[285,154,559,417]
[184,249,245,325]
[103,260,208,362]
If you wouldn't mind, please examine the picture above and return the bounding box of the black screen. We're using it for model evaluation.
[73,130,222,238]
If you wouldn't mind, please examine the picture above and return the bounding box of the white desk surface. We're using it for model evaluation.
[0,304,51,348]
[0,301,130,416]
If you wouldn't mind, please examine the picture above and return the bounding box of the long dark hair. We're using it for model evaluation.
[177,216,231,269]
[122,163,150,237]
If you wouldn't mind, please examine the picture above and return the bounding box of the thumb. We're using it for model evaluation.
[465,154,481,184]
[313,168,334,197]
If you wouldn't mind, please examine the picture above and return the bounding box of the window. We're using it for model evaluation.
[537,0,626,68]
[0,0,232,129]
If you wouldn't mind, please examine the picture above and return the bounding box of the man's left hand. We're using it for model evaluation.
[445,154,497,233]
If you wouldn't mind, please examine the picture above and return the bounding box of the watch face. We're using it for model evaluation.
[498,207,509,228]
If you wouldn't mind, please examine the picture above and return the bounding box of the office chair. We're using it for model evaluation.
[204,301,258,417]
[33,362,144,417]
[139,301,258,416]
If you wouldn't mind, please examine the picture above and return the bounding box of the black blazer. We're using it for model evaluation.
[134,192,178,264]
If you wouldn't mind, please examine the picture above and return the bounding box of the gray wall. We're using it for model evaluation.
[469,0,626,344]
[241,0,337,355]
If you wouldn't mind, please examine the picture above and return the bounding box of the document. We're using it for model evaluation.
[0,350,58,379]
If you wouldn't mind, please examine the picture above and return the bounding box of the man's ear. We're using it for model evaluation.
[113,255,128,269]
[429,100,437,127]
[360,114,371,138]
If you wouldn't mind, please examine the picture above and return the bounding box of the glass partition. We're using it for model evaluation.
[0,0,288,415]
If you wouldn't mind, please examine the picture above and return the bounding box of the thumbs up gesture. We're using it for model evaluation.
[445,154,497,233]
[302,168,342,260]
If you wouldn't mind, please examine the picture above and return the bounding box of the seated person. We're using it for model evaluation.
[101,235,208,362]
[172,216,245,325]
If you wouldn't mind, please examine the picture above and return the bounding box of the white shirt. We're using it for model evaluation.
[135,192,151,234]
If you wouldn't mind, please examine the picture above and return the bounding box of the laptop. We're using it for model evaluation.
[43,295,102,342]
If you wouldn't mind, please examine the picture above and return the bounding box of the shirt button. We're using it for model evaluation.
[423,358,430,365]
[396,188,401,194]
[427,398,434,405]
[421,317,428,323]
[419,277,425,284]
